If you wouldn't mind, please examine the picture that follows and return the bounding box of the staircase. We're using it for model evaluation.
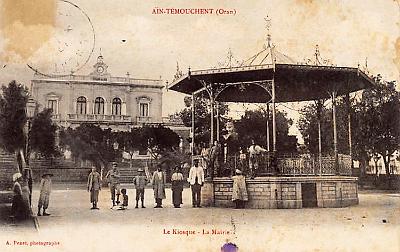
[118,159,150,184]
[0,152,18,191]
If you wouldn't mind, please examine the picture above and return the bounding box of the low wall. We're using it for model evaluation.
[202,176,358,209]
[32,168,91,183]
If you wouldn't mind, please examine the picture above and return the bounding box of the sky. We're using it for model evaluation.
[0,0,399,140]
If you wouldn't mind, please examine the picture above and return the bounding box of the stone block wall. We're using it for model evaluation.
[318,181,358,208]
[211,177,358,209]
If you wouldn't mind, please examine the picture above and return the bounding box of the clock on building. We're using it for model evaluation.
[97,66,104,74]
[27,0,95,76]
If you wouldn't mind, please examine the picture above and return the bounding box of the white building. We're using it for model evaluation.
[30,55,164,131]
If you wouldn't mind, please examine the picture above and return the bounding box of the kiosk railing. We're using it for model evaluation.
[195,153,352,177]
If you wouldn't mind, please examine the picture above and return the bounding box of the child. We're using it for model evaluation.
[118,188,128,210]
[133,168,148,208]
[38,173,53,216]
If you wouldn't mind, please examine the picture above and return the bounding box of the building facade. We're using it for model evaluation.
[31,55,164,130]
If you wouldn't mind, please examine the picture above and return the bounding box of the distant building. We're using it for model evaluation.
[30,55,164,131]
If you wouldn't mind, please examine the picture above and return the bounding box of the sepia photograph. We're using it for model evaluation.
[0,0,399,251]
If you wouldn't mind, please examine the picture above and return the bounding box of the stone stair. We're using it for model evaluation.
[0,152,18,191]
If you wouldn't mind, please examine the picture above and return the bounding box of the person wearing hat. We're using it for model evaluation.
[171,165,184,208]
[37,173,53,216]
[151,164,166,208]
[133,167,148,208]
[87,166,101,210]
[105,162,121,207]
[231,169,248,209]
[11,172,30,220]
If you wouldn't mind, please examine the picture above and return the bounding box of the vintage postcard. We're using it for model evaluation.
[0,0,399,251]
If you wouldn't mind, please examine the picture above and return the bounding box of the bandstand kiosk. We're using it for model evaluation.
[168,28,375,209]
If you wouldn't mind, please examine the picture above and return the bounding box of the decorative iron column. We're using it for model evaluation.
[266,103,270,151]
[210,88,215,145]
[331,91,339,174]
[316,100,324,175]
[191,93,195,157]
[216,101,220,141]
[345,93,353,171]
[272,79,277,152]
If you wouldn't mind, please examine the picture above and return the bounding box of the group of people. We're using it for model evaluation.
[11,170,54,220]
[86,160,207,210]
[10,157,248,219]
[200,139,270,179]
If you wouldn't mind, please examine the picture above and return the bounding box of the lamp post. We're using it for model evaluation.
[25,97,36,206]
[25,98,36,162]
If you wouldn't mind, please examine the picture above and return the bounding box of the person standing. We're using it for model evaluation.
[188,160,205,208]
[171,166,184,208]
[105,162,121,207]
[151,164,166,208]
[248,139,268,179]
[37,173,53,216]
[23,168,33,207]
[231,169,248,209]
[239,147,247,174]
[209,141,221,178]
[133,168,148,208]
[200,144,210,176]
[87,166,101,210]
[11,173,30,220]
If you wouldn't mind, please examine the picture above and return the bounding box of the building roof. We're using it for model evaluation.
[32,73,164,89]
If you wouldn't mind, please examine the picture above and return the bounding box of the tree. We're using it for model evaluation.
[298,99,350,155]
[353,76,400,175]
[235,109,297,153]
[115,128,147,168]
[0,81,29,172]
[59,124,120,170]
[29,108,59,158]
[140,125,181,160]
[178,95,228,146]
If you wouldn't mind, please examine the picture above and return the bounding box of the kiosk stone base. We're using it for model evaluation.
[201,176,358,209]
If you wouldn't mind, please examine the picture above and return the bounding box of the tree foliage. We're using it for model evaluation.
[115,125,180,161]
[59,124,119,169]
[235,109,297,153]
[297,75,400,176]
[30,108,59,158]
[0,81,29,154]
[353,76,400,175]
[297,100,349,155]
[179,95,228,145]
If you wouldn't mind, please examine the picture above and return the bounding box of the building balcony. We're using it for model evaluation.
[136,116,153,124]
[67,114,132,123]
[51,114,61,120]
[162,116,184,126]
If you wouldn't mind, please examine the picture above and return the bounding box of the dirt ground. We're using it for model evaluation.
[0,184,399,252]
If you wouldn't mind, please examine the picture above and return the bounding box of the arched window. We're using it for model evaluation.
[76,96,87,114]
[112,97,121,115]
[94,97,105,114]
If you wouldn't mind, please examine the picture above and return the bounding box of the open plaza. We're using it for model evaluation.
[0,184,399,252]
[0,1,399,251]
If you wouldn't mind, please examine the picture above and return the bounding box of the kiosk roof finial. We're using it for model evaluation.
[264,15,272,48]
